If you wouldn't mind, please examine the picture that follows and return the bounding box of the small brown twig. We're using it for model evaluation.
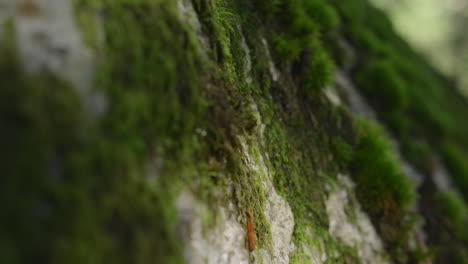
[247,208,256,252]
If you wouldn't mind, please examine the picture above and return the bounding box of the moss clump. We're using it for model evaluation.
[331,137,354,167]
[436,191,468,238]
[272,0,340,60]
[433,191,468,263]
[440,144,468,202]
[357,59,408,112]
[400,140,433,175]
[351,120,415,212]
[350,119,417,260]
[257,0,338,93]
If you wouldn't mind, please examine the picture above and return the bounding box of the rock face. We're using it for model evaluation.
[326,174,389,264]
[2,0,468,264]
[176,191,249,264]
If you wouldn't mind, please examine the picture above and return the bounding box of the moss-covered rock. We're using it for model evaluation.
[2,0,468,263]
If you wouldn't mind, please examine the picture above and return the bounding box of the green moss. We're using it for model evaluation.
[74,6,101,51]
[265,118,360,264]
[303,0,340,31]
[270,0,336,62]
[333,0,468,176]
[454,250,468,264]
[440,144,468,202]
[302,42,334,94]
[347,26,393,57]
[330,0,468,261]
[2,0,215,262]
[290,225,361,264]
[330,0,367,24]
[400,139,433,174]
[435,191,468,238]
[0,30,91,263]
[263,1,337,96]
[351,120,415,211]
[350,119,417,260]
[356,59,408,112]
[5,0,468,263]
[331,137,354,167]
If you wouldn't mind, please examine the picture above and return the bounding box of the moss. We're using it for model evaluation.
[351,120,415,211]
[334,0,468,170]
[0,29,90,263]
[454,250,468,264]
[350,119,418,260]
[302,42,334,94]
[331,137,354,167]
[303,0,340,31]
[290,225,361,264]
[2,0,215,262]
[5,0,468,263]
[440,144,468,202]
[74,5,101,51]
[265,119,359,264]
[347,26,393,57]
[331,1,468,262]
[330,0,367,24]
[435,191,468,238]
[400,139,433,175]
[266,3,337,96]
[356,59,408,112]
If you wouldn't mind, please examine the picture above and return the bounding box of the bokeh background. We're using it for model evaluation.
[372,0,468,95]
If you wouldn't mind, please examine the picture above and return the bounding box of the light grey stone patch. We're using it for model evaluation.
[248,101,263,134]
[238,26,252,84]
[263,178,296,264]
[325,84,342,106]
[178,0,210,51]
[195,127,208,137]
[335,69,377,121]
[176,191,250,264]
[258,249,272,263]
[146,151,164,183]
[262,38,280,82]
[326,174,390,264]
[14,0,107,116]
[399,158,424,186]
[336,35,357,73]
[432,154,458,192]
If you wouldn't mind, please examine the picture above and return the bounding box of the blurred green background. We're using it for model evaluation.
[372,0,468,95]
